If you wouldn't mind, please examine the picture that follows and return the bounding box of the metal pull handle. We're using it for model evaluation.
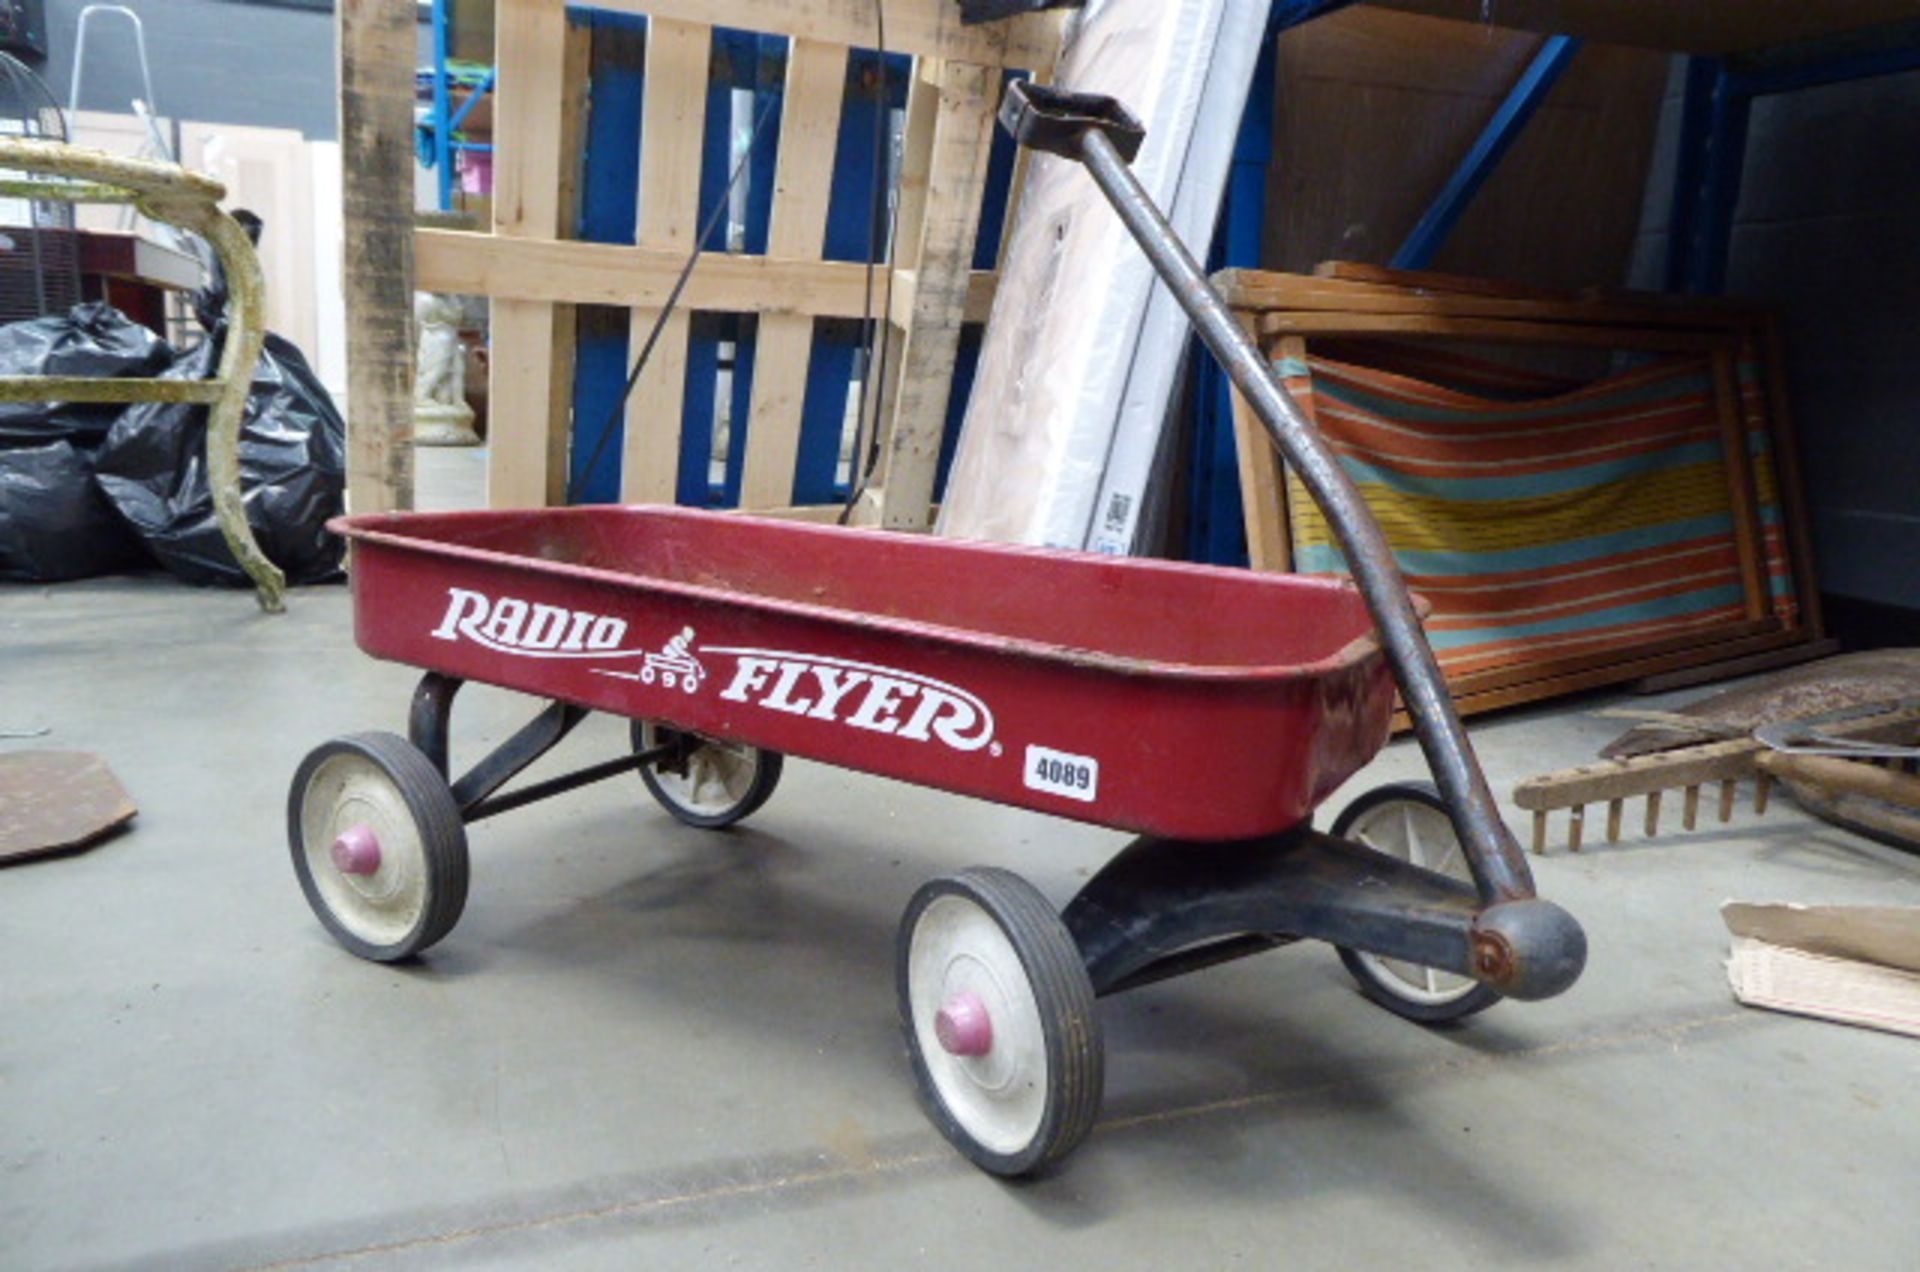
[1000,79,1539,908]
[998,80,1145,163]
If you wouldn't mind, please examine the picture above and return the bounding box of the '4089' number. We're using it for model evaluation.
[1023,745,1099,803]
[1034,756,1091,789]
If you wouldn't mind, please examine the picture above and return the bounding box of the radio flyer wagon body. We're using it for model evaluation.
[287,83,1584,1177]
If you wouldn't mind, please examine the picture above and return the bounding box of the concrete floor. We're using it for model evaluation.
[5,488,1920,1268]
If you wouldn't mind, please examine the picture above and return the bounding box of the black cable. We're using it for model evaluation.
[840,0,897,526]
[567,91,780,505]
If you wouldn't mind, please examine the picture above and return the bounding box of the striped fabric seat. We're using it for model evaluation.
[1281,350,1797,681]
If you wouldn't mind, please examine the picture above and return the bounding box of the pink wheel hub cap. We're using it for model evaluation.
[934,992,993,1057]
[331,824,382,876]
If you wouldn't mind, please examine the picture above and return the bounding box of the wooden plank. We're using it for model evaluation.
[487,299,564,504]
[727,499,898,525]
[1756,753,1920,845]
[1255,309,1728,351]
[487,0,570,507]
[840,55,945,523]
[413,229,1000,321]
[1312,260,1578,302]
[622,17,711,505]
[492,2,566,237]
[1383,614,1784,731]
[873,59,1000,531]
[337,0,416,513]
[1631,637,1841,695]
[547,19,593,503]
[587,0,1061,68]
[765,41,848,254]
[891,60,943,269]
[1759,318,1826,638]
[741,39,849,510]
[1710,345,1770,621]
[1441,627,1820,721]
[1216,267,1762,331]
[1391,626,1817,730]
[1231,327,1296,571]
[1310,261,1767,323]
[636,19,710,247]
[1438,618,1781,701]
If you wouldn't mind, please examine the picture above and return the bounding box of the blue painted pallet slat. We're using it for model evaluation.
[971,70,1025,270]
[821,50,911,262]
[792,51,883,505]
[568,311,630,505]
[577,12,644,247]
[723,314,757,504]
[793,321,860,503]
[676,33,743,507]
[743,34,787,257]
[1186,25,1279,566]
[692,31,785,508]
[936,325,983,501]
[792,49,911,504]
[568,9,647,505]
[679,314,724,506]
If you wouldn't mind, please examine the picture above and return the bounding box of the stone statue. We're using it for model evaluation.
[414,291,479,445]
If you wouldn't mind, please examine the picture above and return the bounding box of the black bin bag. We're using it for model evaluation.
[0,301,175,451]
[95,325,347,588]
[0,440,150,581]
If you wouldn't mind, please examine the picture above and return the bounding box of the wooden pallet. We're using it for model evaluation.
[339,0,1061,519]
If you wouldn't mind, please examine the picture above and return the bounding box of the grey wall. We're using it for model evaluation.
[1633,61,1920,613]
[38,0,340,138]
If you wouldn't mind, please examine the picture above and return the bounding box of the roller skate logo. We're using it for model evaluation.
[639,627,706,693]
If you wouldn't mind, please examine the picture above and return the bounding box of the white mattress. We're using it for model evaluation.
[938,0,1268,553]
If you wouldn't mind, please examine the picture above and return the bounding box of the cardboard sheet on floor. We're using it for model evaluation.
[0,751,137,865]
[938,0,1267,553]
[1724,902,1920,1039]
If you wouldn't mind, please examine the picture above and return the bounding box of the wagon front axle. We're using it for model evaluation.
[1061,827,1587,1004]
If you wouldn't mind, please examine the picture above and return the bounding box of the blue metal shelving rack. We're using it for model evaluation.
[1187,2,1920,565]
[419,0,497,213]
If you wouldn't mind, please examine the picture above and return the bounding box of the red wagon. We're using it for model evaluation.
[288,83,1583,1176]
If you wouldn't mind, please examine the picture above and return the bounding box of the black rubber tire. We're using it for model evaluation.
[287,731,469,963]
[1332,781,1502,1025]
[630,719,784,829]
[898,867,1104,1177]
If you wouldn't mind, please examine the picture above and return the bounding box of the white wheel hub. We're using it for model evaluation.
[642,725,759,816]
[908,895,1050,1157]
[1349,799,1479,1005]
[299,752,429,948]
